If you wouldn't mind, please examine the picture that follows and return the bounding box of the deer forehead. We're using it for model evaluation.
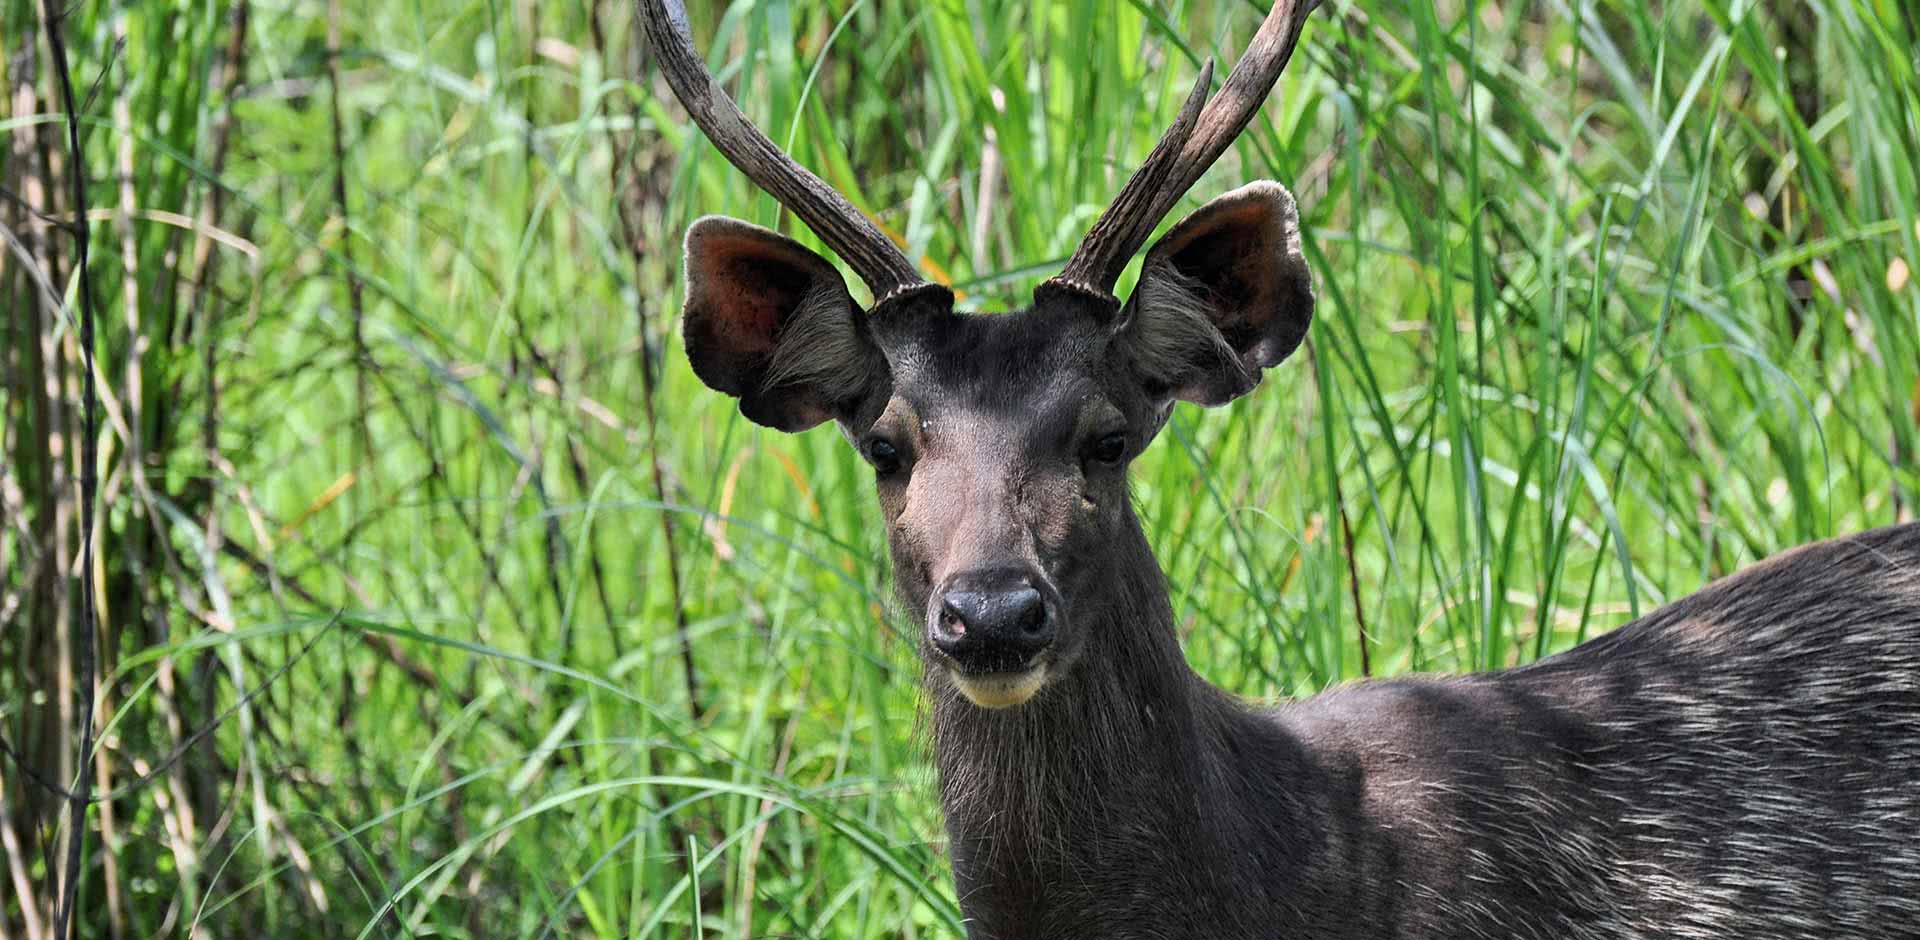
[884,305,1108,379]
[872,308,1129,428]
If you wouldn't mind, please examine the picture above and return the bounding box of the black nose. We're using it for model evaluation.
[930,571,1055,673]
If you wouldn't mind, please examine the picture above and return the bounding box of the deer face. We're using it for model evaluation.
[680,183,1313,708]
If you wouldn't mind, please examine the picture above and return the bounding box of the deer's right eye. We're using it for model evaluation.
[865,438,903,475]
[1087,431,1128,465]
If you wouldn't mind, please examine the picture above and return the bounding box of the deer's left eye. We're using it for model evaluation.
[1087,432,1127,466]
[865,438,903,475]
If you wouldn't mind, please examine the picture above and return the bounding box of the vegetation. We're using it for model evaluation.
[3,0,1916,936]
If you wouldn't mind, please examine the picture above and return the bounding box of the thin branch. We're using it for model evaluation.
[1308,337,1371,678]
[324,0,371,524]
[620,29,702,722]
[38,2,99,936]
[1336,481,1371,678]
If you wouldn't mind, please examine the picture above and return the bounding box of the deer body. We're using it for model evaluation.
[639,0,1920,935]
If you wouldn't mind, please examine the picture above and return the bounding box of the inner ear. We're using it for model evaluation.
[1121,181,1314,407]
[683,217,888,431]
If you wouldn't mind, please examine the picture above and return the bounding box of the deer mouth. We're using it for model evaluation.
[948,663,1049,709]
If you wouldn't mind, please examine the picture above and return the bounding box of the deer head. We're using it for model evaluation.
[644,0,1317,709]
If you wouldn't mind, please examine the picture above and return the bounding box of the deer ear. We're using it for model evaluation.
[1121,181,1314,407]
[682,217,888,431]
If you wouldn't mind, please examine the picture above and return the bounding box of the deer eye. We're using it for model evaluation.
[865,438,902,475]
[1087,432,1128,466]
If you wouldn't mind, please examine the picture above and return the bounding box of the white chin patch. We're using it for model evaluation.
[951,666,1048,709]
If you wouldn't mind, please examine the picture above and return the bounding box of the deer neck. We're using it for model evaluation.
[922,518,1304,935]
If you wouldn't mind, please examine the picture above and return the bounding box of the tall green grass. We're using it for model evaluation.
[3,0,1916,936]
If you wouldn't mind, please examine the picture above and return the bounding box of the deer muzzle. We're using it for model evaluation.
[928,568,1060,707]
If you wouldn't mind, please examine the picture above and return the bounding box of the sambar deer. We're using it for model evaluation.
[640,1,1920,936]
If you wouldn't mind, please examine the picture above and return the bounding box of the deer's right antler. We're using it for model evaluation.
[639,0,943,309]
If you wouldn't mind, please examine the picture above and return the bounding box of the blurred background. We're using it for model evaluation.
[3,0,1917,936]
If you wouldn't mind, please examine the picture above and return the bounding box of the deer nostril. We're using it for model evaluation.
[1014,591,1048,635]
[939,601,967,636]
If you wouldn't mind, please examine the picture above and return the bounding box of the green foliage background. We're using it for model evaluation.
[2,0,1917,936]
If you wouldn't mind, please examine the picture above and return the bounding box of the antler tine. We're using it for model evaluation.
[1141,0,1320,235]
[639,0,932,306]
[1044,58,1214,303]
[1049,0,1320,302]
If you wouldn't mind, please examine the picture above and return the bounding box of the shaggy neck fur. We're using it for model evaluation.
[914,514,1920,939]
[923,512,1323,938]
